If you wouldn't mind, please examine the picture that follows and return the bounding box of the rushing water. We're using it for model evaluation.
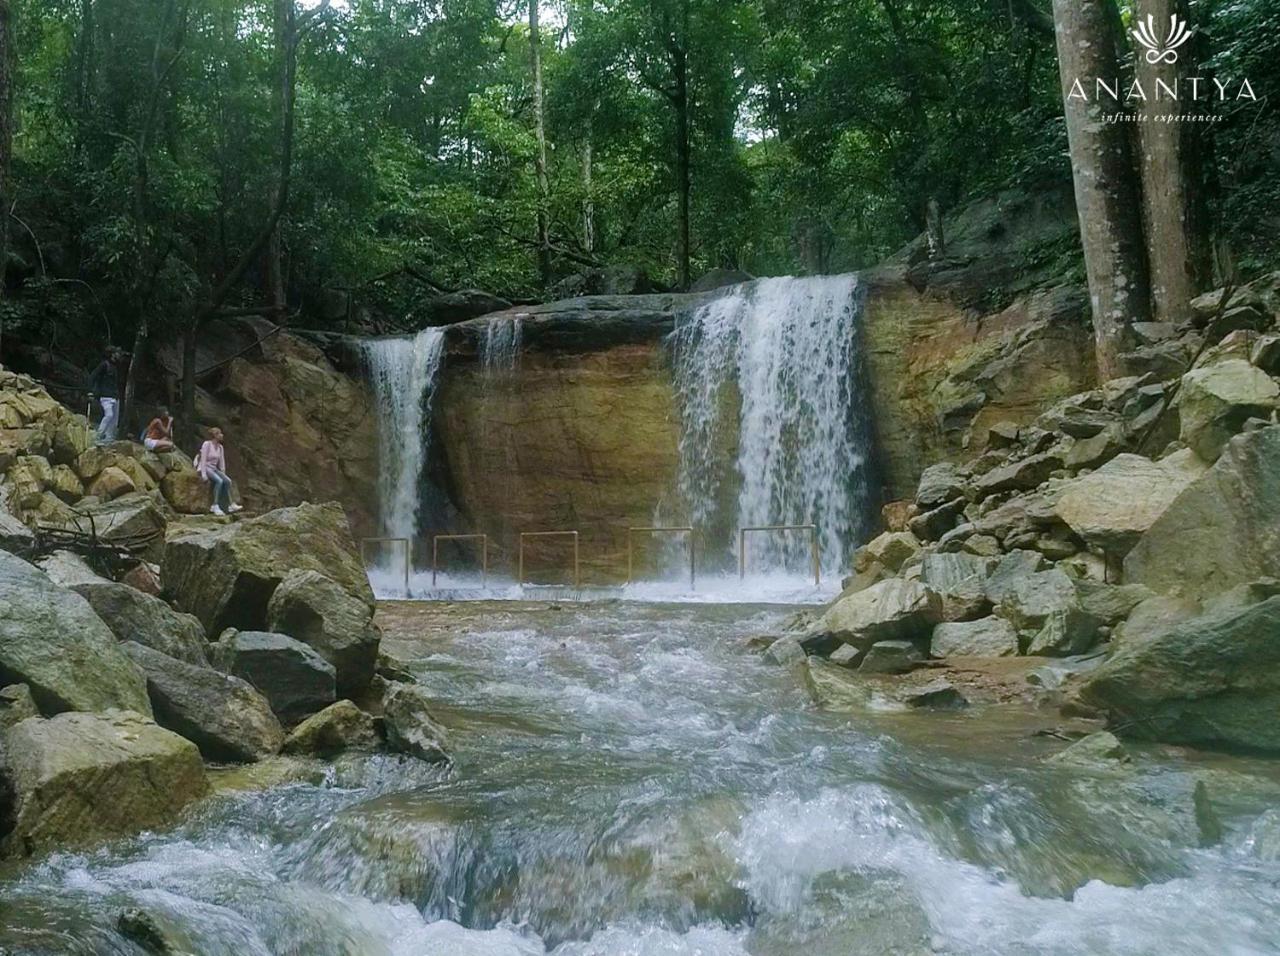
[362,329,447,544]
[668,275,876,575]
[4,600,1279,955]
[482,316,523,373]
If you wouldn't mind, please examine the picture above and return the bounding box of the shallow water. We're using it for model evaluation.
[3,601,1280,955]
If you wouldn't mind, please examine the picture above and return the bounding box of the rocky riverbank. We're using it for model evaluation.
[0,375,449,860]
[772,272,1280,756]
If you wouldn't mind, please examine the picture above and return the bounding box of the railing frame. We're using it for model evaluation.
[518,530,581,588]
[738,524,821,587]
[626,526,695,590]
[431,533,489,587]
[360,536,411,595]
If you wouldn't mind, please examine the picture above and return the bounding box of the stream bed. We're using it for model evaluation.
[3,600,1280,955]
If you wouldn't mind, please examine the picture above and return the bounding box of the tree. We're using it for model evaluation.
[1135,0,1211,325]
[0,0,12,360]
[1051,0,1151,378]
[528,0,551,285]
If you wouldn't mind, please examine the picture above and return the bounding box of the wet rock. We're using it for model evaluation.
[1025,608,1102,657]
[1125,426,1280,601]
[0,710,206,859]
[1025,653,1105,690]
[805,659,967,713]
[123,641,284,762]
[1054,451,1207,556]
[930,617,1018,657]
[266,568,381,697]
[689,267,753,292]
[381,682,450,763]
[0,683,37,729]
[900,678,968,709]
[809,579,941,652]
[915,462,966,509]
[70,580,209,666]
[0,551,151,716]
[420,289,512,325]
[763,635,806,666]
[1078,595,1280,752]
[828,644,861,667]
[210,630,336,725]
[1045,731,1130,770]
[282,700,381,757]
[1176,360,1278,461]
[163,501,373,634]
[117,908,187,956]
[858,640,922,674]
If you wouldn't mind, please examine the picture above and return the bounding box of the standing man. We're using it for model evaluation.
[87,347,124,444]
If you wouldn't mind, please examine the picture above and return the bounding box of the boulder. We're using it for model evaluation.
[123,642,284,762]
[1054,451,1208,556]
[808,578,940,651]
[1114,595,1201,648]
[70,580,209,666]
[34,549,104,587]
[915,462,966,509]
[972,451,1063,499]
[87,465,136,501]
[1125,426,1280,601]
[48,464,84,503]
[266,569,380,696]
[121,561,164,596]
[1025,607,1102,657]
[161,468,212,515]
[919,552,993,622]
[0,710,207,858]
[210,630,336,725]
[41,493,167,550]
[163,502,373,634]
[0,551,151,716]
[1077,596,1280,753]
[762,635,805,666]
[1251,333,1280,375]
[908,497,965,542]
[805,659,966,712]
[0,683,38,729]
[997,567,1078,632]
[857,640,922,674]
[1045,731,1130,770]
[1076,582,1156,625]
[983,550,1047,604]
[689,268,753,293]
[282,700,381,757]
[930,617,1019,657]
[381,682,450,763]
[1176,360,1278,461]
[1062,424,1126,471]
[855,530,920,574]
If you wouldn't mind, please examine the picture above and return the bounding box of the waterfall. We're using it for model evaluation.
[669,275,875,574]
[361,327,446,547]
[481,315,523,372]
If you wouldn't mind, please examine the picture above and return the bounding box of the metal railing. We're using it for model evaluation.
[360,536,410,595]
[626,526,695,590]
[431,533,489,587]
[518,530,581,587]
[738,524,820,587]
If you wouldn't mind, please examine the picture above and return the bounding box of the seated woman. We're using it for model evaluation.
[143,408,176,452]
[196,426,243,517]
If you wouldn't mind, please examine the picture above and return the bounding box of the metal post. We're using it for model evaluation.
[738,524,820,587]
[430,533,489,587]
[361,537,410,596]
[518,530,581,587]
[626,526,695,590]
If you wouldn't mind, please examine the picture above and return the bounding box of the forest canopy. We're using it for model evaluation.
[4,0,1279,349]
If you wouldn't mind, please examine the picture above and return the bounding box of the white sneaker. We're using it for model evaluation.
[210,505,226,516]
[228,503,244,513]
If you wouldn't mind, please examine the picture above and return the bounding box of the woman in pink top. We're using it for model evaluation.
[197,427,242,516]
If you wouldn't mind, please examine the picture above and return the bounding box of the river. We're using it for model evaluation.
[3,599,1279,955]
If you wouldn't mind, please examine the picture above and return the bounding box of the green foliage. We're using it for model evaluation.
[6,0,1278,356]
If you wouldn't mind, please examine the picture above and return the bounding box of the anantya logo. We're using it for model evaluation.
[1131,14,1192,65]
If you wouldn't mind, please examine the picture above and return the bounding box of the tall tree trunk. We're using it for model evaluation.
[0,0,12,363]
[582,123,595,255]
[264,0,289,315]
[528,0,551,286]
[673,41,691,289]
[1135,0,1211,325]
[1052,0,1151,379]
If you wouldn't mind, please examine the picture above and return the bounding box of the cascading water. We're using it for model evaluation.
[668,275,876,574]
[482,315,523,372]
[361,328,446,547]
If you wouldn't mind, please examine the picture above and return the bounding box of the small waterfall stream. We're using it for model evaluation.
[669,275,875,574]
[361,328,447,546]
